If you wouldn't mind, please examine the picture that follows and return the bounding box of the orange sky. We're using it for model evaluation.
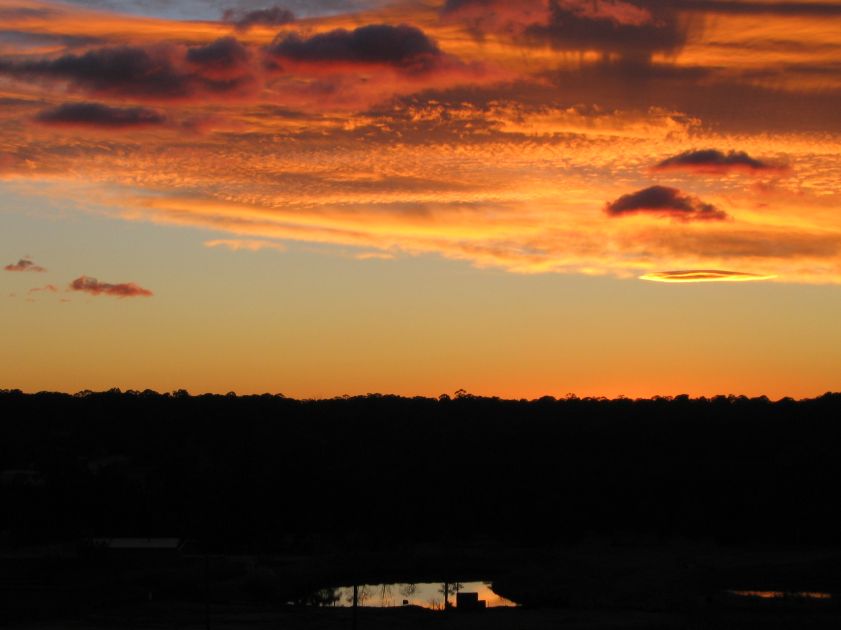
[2,0,841,397]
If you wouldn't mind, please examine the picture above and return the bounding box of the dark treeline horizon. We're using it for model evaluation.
[3,389,841,552]
[2,388,836,402]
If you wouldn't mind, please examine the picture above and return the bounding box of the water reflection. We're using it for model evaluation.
[311,582,516,609]
[728,590,832,600]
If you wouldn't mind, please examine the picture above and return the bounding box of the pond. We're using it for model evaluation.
[727,590,832,601]
[307,582,517,609]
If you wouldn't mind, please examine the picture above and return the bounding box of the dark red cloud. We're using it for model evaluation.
[0,43,254,102]
[186,37,250,71]
[605,186,728,221]
[4,258,46,272]
[69,276,153,298]
[223,6,295,30]
[0,46,187,98]
[679,1,841,16]
[35,102,166,128]
[653,149,786,175]
[529,0,686,57]
[442,0,550,35]
[268,24,444,73]
[444,0,686,57]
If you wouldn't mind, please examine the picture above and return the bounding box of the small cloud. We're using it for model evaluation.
[605,185,728,221]
[640,270,777,283]
[268,24,444,73]
[4,257,46,272]
[69,276,153,298]
[223,6,295,31]
[35,102,166,128]
[652,149,787,175]
[204,238,286,252]
[355,252,395,260]
[29,284,58,294]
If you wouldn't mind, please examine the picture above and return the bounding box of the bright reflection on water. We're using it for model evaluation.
[312,582,516,609]
[728,590,832,600]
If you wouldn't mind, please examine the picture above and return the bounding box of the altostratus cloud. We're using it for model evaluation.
[640,270,777,283]
[69,276,153,298]
[4,258,46,272]
[605,186,728,221]
[653,149,786,175]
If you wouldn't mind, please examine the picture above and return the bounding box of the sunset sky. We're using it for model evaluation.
[2,0,841,398]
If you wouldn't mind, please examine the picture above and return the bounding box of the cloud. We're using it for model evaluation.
[679,1,841,16]
[444,0,686,57]
[0,46,187,99]
[28,284,59,293]
[652,149,787,175]
[35,102,166,128]
[204,238,286,251]
[441,0,551,36]
[0,44,254,102]
[4,258,46,272]
[69,276,153,298]
[528,0,687,57]
[268,24,444,73]
[640,270,777,283]
[223,6,296,30]
[186,37,250,72]
[355,251,395,260]
[605,186,729,221]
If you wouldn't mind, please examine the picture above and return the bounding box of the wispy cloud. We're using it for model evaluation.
[28,284,58,293]
[69,276,153,298]
[4,257,46,272]
[223,6,295,31]
[355,251,395,260]
[204,238,286,252]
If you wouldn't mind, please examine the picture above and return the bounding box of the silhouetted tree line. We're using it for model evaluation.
[2,389,841,551]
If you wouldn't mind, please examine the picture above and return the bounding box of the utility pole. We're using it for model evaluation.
[352,583,359,630]
[205,553,211,630]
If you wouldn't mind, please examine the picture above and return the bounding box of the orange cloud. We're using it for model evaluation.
[204,238,286,252]
[640,270,777,283]
[1,0,841,288]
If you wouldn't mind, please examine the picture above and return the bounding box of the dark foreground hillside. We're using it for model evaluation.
[2,390,841,628]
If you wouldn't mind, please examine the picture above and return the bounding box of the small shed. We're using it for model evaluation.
[456,592,486,611]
